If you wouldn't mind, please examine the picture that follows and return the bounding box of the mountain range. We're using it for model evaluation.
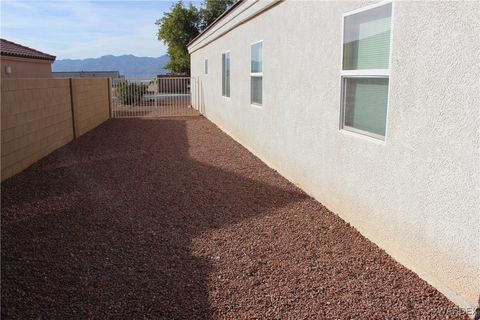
[52,54,169,79]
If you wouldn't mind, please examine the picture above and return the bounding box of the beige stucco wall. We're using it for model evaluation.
[1,56,53,78]
[189,0,480,310]
[1,78,110,181]
[71,78,110,137]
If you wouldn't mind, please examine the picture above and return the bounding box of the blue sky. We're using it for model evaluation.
[1,0,201,60]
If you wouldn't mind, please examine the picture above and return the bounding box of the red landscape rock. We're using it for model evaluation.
[1,117,468,319]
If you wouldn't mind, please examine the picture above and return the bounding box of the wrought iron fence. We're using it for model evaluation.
[111,77,200,118]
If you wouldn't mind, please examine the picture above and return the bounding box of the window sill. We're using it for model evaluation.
[340,127,386,144]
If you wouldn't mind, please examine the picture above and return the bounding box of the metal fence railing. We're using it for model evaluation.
[111,77,200,118]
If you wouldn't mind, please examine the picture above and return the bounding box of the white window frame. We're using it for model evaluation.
[339,0,394,141]
[205,59,208,75]
[250,40,263,106]
[222,51,231,98]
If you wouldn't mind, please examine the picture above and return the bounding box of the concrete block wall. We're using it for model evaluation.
[71,78,110,137]
[1,79,73,180]
[1,78,110,181]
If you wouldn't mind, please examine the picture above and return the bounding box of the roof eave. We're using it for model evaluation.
[1,52,56,62]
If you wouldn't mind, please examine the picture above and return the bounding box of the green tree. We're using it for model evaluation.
[156,0,234,75]
[200,0,234,29]
[116,81,147,105]
[156,2,200,74]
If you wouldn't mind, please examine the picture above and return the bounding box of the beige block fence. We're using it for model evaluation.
[1,78,111,181]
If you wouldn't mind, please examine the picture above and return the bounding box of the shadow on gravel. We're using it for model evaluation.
[1,118,307,319]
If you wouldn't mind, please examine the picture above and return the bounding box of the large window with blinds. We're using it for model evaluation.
[340,2,392,140]
[222,51,231,97]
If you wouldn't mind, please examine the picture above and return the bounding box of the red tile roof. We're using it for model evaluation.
[0,38,56,61]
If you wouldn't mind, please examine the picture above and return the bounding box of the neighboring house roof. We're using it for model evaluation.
[0,38,56,61]
[187,0,245,47]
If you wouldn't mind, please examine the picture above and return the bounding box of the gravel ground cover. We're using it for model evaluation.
[1,117,468,319]
[112,104,199,118]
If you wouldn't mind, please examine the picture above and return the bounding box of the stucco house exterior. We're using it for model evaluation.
[0,39,55,78]
[188,0,480,311]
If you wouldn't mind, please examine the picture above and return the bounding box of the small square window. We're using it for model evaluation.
[251,77,262,105]
[250,41,263,105]
[342,77,388,137]
[251,42,262,73]
[340,2,392,140]
[222,52,230,97]
[343,3,392,70]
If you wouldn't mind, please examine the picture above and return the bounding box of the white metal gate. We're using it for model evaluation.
[111,77,200,118]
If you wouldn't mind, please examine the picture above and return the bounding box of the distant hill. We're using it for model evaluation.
[52,54,169,79]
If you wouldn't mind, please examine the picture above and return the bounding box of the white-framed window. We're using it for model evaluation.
[340,1,392,140]
[205,59,208,75]
[222,51,231,97]
[250,41,263,105]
